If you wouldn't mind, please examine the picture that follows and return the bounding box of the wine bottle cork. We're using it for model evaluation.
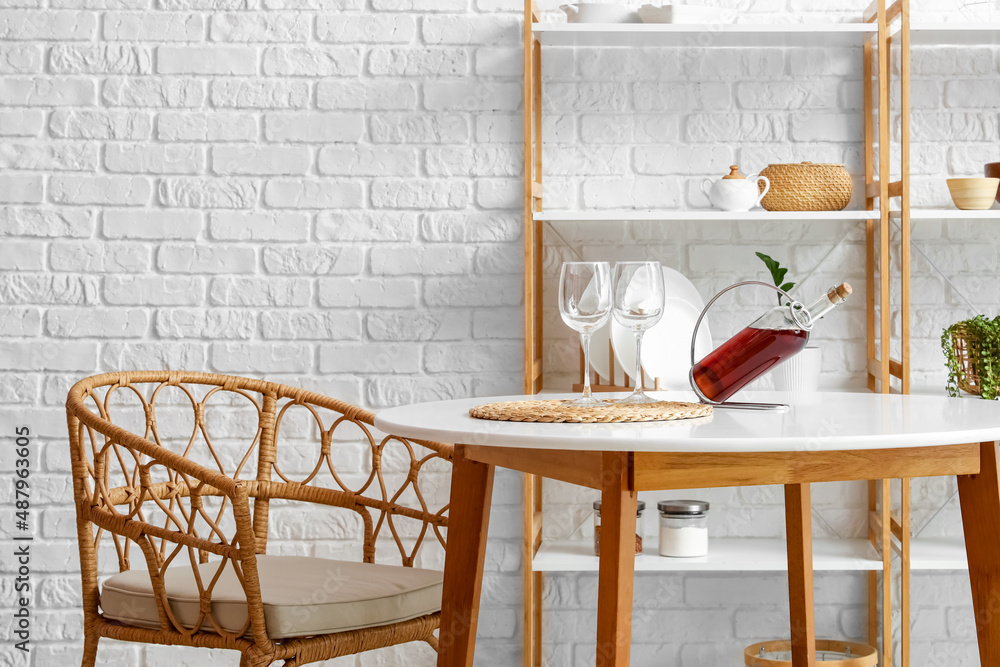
[828,282,853,303]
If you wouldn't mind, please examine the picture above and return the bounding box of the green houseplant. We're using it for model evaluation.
[942,315,1000,400]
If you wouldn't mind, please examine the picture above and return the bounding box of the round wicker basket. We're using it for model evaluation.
[951,324,983,395]
[745,639,877,667]
[758,162,853,212]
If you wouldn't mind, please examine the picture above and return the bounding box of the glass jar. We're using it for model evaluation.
[657,500,710,558]
[593,500,645,557]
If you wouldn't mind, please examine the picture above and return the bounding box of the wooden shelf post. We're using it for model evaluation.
[524,0,543,396]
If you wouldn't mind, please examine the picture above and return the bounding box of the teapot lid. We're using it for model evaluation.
[722,165,745,180]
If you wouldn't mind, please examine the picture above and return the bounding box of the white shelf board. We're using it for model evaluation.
[891,209,1000,220]
[533,23,877,48]
[910,538,968,571]
[534,538,883,572]
[910,23,1000,45]
[536,209,878,222]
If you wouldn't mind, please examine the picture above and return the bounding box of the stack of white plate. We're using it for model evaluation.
[590,266,713,391]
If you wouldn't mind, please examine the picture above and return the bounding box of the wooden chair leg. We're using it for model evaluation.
[80,631,98,667]
[437,446,495,667]
[785,483,816,667]
[958,441,1000,666]
[596,451,637,667]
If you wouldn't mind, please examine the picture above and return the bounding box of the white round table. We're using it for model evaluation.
[376,390,1000,452]
[376,391,1000,667]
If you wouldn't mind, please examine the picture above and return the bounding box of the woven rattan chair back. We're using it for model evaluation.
[66,371,453,667]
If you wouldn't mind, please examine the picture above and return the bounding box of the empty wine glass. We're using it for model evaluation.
[559,262,612,406]
[612,261,665,404]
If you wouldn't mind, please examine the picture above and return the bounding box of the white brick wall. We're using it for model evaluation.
[0,0,997,665]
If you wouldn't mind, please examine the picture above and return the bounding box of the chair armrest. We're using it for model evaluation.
[68,388,239,496]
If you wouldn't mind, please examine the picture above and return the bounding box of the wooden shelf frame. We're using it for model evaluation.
[524,0,544,397]
[536,209,880,221]
[863,1,911,666]
[521,3,916,667]
[533,22,878,48]
[523,7,544,667]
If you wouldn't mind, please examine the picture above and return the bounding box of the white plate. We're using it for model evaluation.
[611,298,713,391]
[597,266,711,388]
[640,298,714,388]
[662,265,705,311]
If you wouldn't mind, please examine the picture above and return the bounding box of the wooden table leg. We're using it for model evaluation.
[438,445,495,667]
[958,441,1000,667]
[785,483,816,667]
[596,451,637,667]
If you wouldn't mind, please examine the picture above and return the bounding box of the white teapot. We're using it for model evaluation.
[701,165,770,212]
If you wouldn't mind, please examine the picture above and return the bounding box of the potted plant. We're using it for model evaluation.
[756,252,822,392]
[942,315,1000,400]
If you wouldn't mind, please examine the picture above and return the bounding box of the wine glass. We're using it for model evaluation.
[559,262,612,406]
[612,261,665,404]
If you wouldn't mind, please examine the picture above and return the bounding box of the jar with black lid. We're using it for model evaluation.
[657,499,709,558]
[593,500,645,556]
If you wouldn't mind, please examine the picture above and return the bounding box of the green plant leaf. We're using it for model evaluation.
[756,251,793,305]
[755,252,776,269]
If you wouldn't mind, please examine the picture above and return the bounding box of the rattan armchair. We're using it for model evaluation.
[66,371,453,667]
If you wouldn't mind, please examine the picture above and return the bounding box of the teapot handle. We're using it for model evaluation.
[754,176,770,208]
[560,4,578,15]
[700,178,714,202]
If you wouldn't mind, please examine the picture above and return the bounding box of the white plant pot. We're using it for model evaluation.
[770,346,822,393]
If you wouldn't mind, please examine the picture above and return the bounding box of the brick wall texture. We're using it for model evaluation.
[1,0,999,665]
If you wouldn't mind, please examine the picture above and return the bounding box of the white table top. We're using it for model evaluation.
[374,391,1000,453]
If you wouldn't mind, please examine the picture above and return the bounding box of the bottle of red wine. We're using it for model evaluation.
[691,283,852,403]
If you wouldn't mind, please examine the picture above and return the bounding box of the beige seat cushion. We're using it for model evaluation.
[100,555,442,639]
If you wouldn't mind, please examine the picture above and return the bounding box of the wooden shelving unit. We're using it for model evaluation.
[521,2,993,666]
[898,209,1000,220]
[533,537,971,573]
[533,22,877,48]
[909,23,1000,44]
[536,209,881,222]
[534,538,885,573]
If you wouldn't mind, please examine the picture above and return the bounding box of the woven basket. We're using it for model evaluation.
[758,162,853,211]
[745,639,877,667]
[951,324,983,395]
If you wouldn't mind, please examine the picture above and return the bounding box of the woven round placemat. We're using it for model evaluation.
[469,399,712,424]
